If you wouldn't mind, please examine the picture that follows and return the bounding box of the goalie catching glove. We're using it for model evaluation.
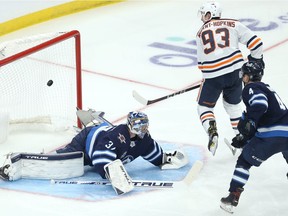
[160,150,189,170]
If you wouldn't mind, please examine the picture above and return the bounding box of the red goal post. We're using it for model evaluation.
[0,30,82,130]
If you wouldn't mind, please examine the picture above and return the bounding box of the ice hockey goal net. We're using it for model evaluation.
[0,30,82,130]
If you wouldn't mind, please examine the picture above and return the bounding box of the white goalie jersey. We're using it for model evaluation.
[196,18,263,79]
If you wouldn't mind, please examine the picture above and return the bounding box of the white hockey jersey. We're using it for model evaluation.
[196,18,263,79]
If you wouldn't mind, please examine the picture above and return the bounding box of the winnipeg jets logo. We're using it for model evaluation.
[249,88,254,95]
[118,133,126,143]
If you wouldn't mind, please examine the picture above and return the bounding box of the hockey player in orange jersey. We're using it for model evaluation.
[196,1,264,155]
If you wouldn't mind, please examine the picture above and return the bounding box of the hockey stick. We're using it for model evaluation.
[132,84,201,105]
[52,179,177,188]
[51,160,203,189]
[224,138,237,156]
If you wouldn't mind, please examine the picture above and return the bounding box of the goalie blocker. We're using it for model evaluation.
[103,150,189,195]
[104,159,134,195]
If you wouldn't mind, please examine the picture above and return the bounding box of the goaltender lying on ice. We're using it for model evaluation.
[0,109,189,195]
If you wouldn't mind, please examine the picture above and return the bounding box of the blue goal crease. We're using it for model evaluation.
[0,142,204,202]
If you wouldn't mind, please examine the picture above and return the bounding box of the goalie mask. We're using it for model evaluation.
[198,1,222,22]
[127,111,149,139]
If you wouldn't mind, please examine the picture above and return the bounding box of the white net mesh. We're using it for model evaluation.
[0,31,82,131]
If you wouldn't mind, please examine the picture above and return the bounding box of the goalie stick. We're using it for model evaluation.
[51,160,203,189]
[133,84,201,105]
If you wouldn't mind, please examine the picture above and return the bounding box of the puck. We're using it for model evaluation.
[47,80,53,86]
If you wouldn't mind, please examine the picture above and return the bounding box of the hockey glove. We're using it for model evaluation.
[237,112,256,139]
[231,134,248,149]
[160,150,189,170]
[247,54,265,69]
[104,159,134,195]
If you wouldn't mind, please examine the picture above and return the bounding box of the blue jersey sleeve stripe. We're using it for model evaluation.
[92,150,117,158]
[257,125,288,137]
[248,93,268,108]
[92,158,114,166]
[250,99,268,108]
[142,141,162,162]
[142,141,158,159]
[85,122,110,157]
[248,93,267,103]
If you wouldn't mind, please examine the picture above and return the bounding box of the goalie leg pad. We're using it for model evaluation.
[1,153,22,181]
[2,152,84,181]
[104,159,134,195]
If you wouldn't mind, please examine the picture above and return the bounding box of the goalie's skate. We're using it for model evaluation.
[208,120,218,156]
[0,164,10,181]
[220,188,244,214]
[76,108,105,127]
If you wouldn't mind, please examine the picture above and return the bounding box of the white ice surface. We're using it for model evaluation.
[1,0,288,215]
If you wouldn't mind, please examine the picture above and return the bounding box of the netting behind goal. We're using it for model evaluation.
[0,30,82,130]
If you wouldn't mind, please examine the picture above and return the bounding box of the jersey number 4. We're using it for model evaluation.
[201,28,229,54]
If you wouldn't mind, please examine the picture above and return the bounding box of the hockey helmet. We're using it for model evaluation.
[198,1,222,21]
[241,61,264,82]
[127,111,149,138]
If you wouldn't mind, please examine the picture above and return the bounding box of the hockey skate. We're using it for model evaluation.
[76,108,114,128]
[220,187,244,214]
[0,164,10,181]
[76,108,106,127]
[208,120,218,156]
